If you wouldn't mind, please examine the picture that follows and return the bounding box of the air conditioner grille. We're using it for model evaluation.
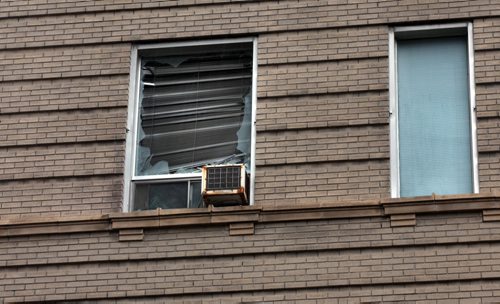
[206,166,241,190]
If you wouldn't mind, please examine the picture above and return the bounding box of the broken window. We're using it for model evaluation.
[127,40,255,210]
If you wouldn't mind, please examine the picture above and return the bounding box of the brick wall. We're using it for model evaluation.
[255,161,389,205]
[1,0,500,302]
[0,177,122,219]
[0,76,128,114]
[3,212,500,302]
[0,0,498,215]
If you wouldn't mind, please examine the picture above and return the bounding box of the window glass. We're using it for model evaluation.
[129,41,254,210]
[397,35,473,197]
[136,42,253,177]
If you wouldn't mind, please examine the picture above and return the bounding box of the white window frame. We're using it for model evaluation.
[389,22,479,198]
[122,38,258,211]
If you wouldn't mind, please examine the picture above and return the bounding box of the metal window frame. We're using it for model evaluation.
[122,38,258,211]
[389,22,479,198]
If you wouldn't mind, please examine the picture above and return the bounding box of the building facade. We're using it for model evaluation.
[1,0,500,302]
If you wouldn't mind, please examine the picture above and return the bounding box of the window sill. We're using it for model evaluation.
[1,192,499,238]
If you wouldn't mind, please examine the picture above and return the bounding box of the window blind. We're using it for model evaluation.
[135,42,253,176]
[397,36,473,197]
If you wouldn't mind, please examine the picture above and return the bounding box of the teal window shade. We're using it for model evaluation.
[397,36,473,197]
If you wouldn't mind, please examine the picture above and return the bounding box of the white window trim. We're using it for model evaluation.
[122,38,258,211]
[389,22,479,198]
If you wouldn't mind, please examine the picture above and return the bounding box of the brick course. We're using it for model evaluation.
[0,76,129,114]
[0,44,130,82]
[475,50,500,84]
[4,245,500,301]
[0,142,124,181]
[474,17,500,51]
[256,125,389,166]
[0,1,497,215]
[0,176,122,218]
[0,1,499,50]
[256,91,388,132]
[258,26,388,65]
[2,213,500,302]
[479,152,500,193]
[258,58,388,98]
[0,0,259,19]
[0,0,500,302]
[476,84,500,118]
[477,118,500,153]
[0,108,127,147]
[255,160,389,206]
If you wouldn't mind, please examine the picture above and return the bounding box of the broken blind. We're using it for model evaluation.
[135,42,253,176]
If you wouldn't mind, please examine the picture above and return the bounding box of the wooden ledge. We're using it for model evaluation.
[1,193,499,238]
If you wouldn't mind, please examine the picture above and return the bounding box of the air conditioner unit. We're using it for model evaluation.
[201,164,249,206]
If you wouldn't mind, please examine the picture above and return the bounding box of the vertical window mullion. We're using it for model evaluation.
[467,23,480,193]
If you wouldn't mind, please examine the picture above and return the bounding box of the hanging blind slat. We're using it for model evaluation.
[135,42,253,176]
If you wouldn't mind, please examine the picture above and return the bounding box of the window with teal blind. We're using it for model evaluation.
[391,25,477,198]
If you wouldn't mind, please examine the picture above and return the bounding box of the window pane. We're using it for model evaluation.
[189,181,203,208]
[397,36,472,197]
[134,182,188,210]
[135,42,253,177]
